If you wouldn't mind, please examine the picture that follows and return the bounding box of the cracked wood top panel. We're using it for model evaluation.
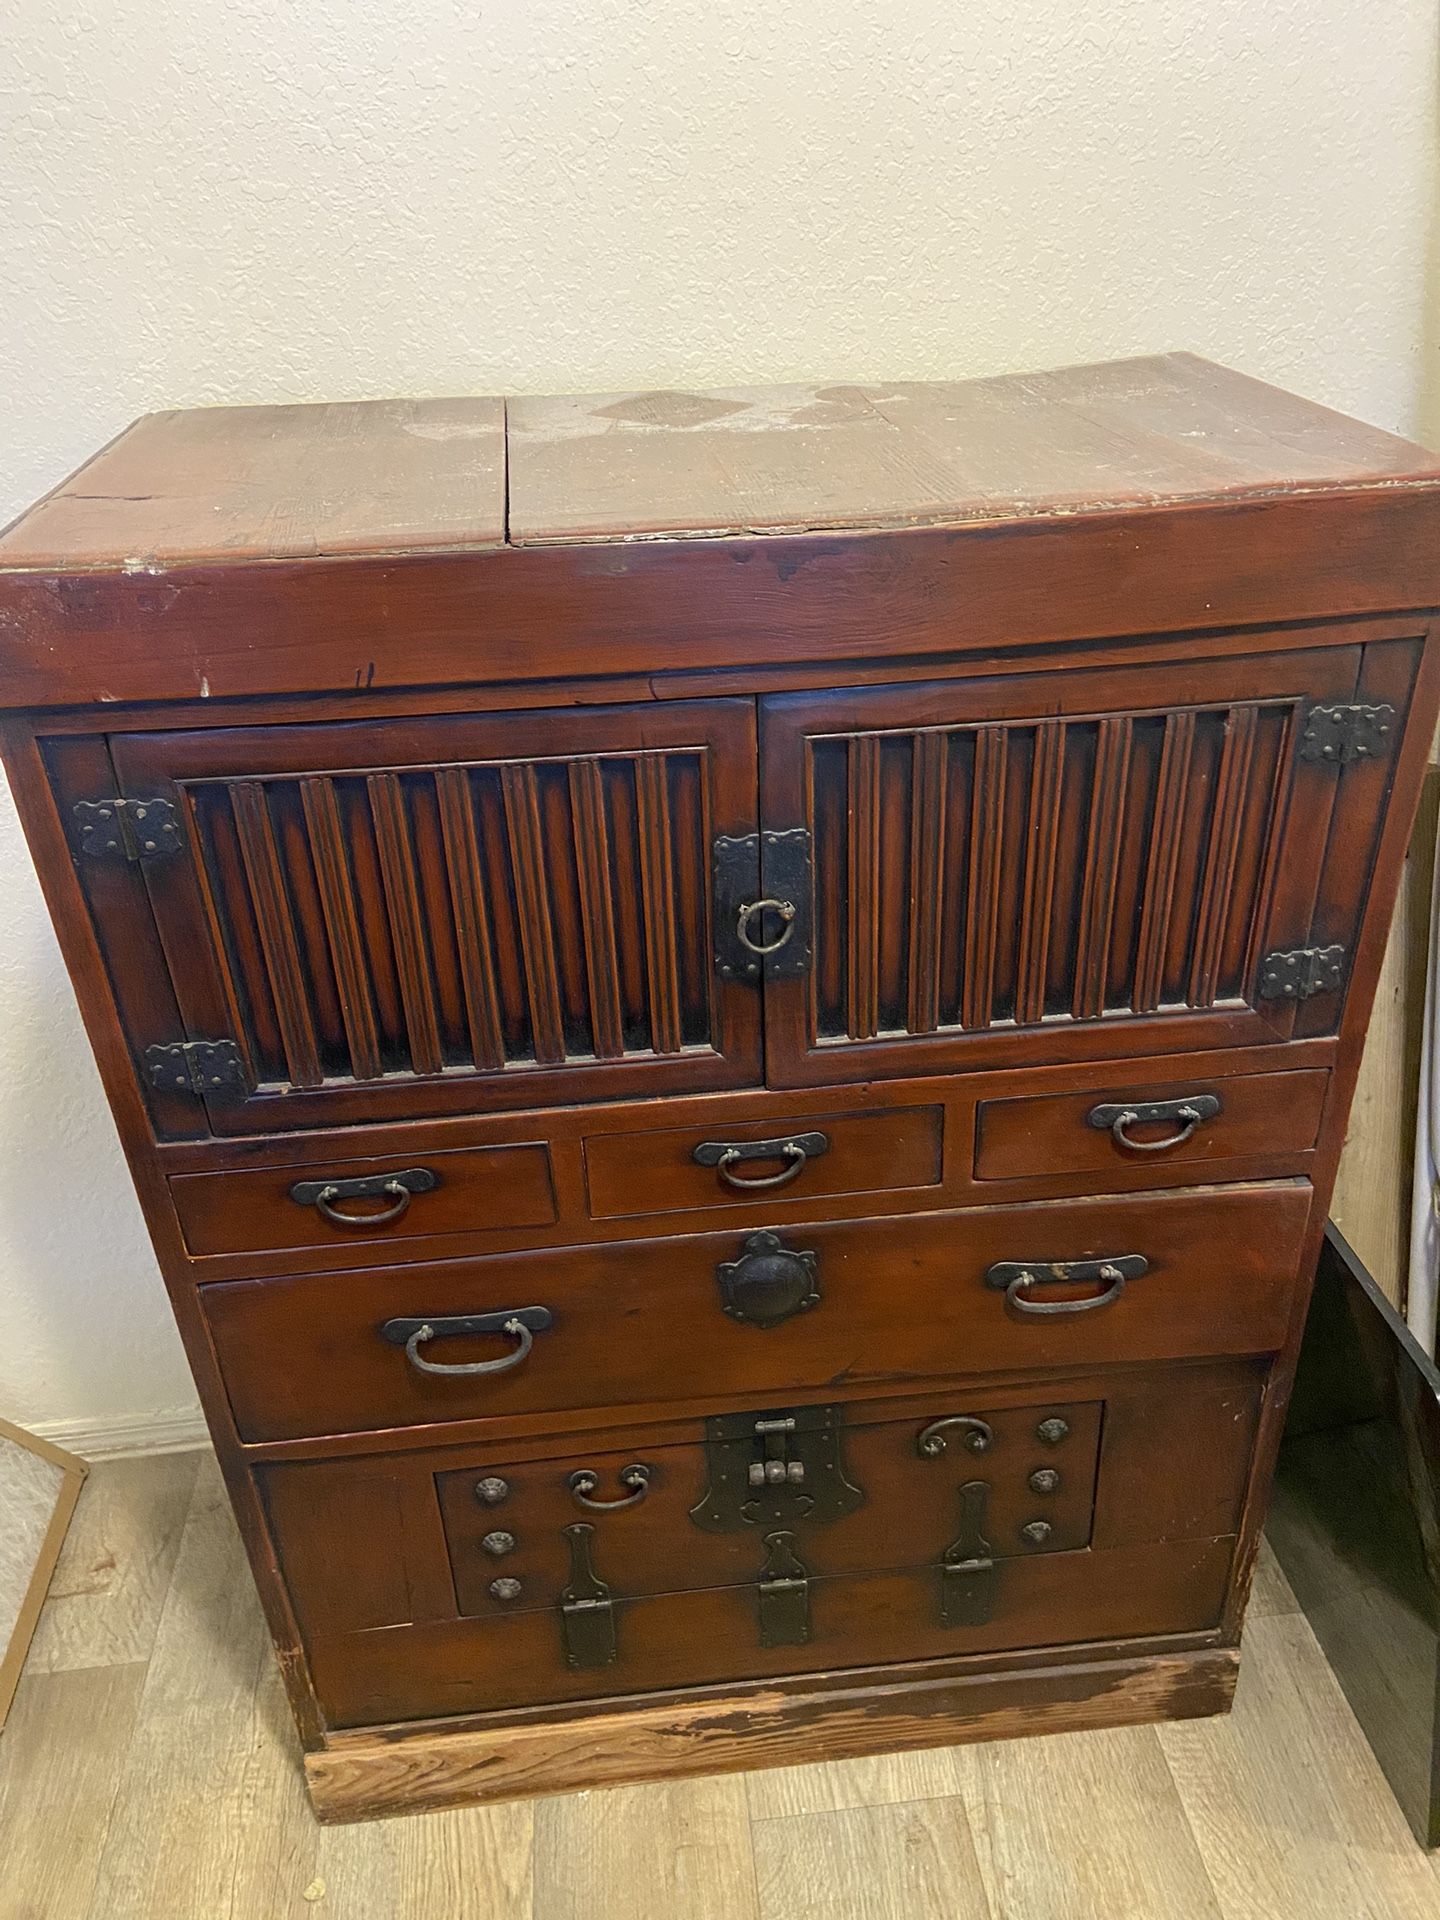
[505,353,1440,544]
[0,396,507,570]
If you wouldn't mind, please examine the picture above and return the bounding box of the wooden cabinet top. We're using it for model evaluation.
[2,353,1439,710]
[3,353,1436,571]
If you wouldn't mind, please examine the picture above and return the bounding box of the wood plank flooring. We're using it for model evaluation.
[0,1450,1434,1920]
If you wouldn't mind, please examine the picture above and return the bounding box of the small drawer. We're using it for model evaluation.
[974,1069,1328,1183]
[437,1393,1103,1618]
[583,1105,944,1220]
[170,1141,556,1260]
[204,1182,1309,1443]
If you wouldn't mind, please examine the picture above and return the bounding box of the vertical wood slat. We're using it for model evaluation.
[366,773,445,1075]
[299,778,383,1081]
[635,754,684,1056]
[500,763,566,1066]
[1188,704,1258,1006]
[434,768,506,1072]
[1132,711,1196,1013]
[1014,721,1066,1027]
[1240,707,1303,986]
[1072,717,1133,1020]
[846,734,881,1040]
[906,730,948,1035]
[962,727,1008,1030]
[229,780,323,1087]
[569,759,626,1060]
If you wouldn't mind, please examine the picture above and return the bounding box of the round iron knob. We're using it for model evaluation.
[482,1530,516,1557]
[1020,1519,1053,1547]
[1035,1418,1070,1446]
[474,1476,510,1506]
[488,1577,523,1602]
[1028,1468,1061,1495]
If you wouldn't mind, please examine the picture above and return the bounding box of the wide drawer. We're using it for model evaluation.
[170,1140,557,1258]
[583,1103,944,1220]
[204,1183,1311,1442]
[974,1069,1328,1183]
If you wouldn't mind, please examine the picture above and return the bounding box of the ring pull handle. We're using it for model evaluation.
[1086,1094,1220,1154]
[736,897,798,956]
[380,1305,553,1377]
[568,1464,652,1511]
[317,1179,410,1228]
[984,1255,1148,1318]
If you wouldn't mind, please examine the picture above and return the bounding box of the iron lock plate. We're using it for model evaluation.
[756,1531,812,1647]
[689,1403,864,1533]
[712,829,813,982]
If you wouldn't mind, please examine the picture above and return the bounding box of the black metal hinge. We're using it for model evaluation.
[756,1530,811,1646]
[143,1039,248,1097]
[938,1480,996,1629]
[1257,946,1347,1002]
[1299,703,1397,767]
[713,829,813,982]
[73,797,183,863]
[558,1523,617,1670]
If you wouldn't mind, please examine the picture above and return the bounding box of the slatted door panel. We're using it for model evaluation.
[759,645,1371,1087]
[109,700,760,1132]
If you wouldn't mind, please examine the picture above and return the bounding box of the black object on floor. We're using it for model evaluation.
[1268,1221,1440,1847]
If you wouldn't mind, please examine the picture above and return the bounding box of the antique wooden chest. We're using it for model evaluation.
[2,354,1438,1820]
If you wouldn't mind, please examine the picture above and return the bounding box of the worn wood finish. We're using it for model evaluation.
[2,356,1438,1819]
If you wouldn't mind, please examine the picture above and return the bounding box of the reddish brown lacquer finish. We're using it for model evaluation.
[2,354,1438,1817]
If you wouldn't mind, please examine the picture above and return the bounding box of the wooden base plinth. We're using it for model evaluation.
[304,1643,1239,1824]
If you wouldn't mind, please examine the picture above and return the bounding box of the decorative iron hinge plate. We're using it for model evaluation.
[939,1480,996,1628]
[1257,945,1346,1002]
[143,1039,248,1097]
[756,1530,811,1646]
[712,828,813,982]
[1299,703,1397,767]
[558,1523,617,1670]
[73,797,182,863]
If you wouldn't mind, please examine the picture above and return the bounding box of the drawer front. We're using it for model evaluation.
[205,1184,1310,1442]
[583,1104,944,1220]
[171,1141,557,1259]
[974,1069,1328,1183]
[438,1393,1103,1616]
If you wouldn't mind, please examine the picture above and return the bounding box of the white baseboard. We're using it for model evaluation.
[29,1406,213,1461]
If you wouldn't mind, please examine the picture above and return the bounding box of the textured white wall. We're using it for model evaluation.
[1,0,1437,1440]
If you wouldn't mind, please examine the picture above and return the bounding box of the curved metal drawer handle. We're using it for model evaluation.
[916,1415,994,1458]
[569,1464,652,1511]
[318,1180,410,1227]
[693,1131,829,1192]
[736,897,797,956]
[380,1306,552,1377]
[291,1166,438,1228]
[984,1255,1148,1317]
[1086,1094,1220,1155]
